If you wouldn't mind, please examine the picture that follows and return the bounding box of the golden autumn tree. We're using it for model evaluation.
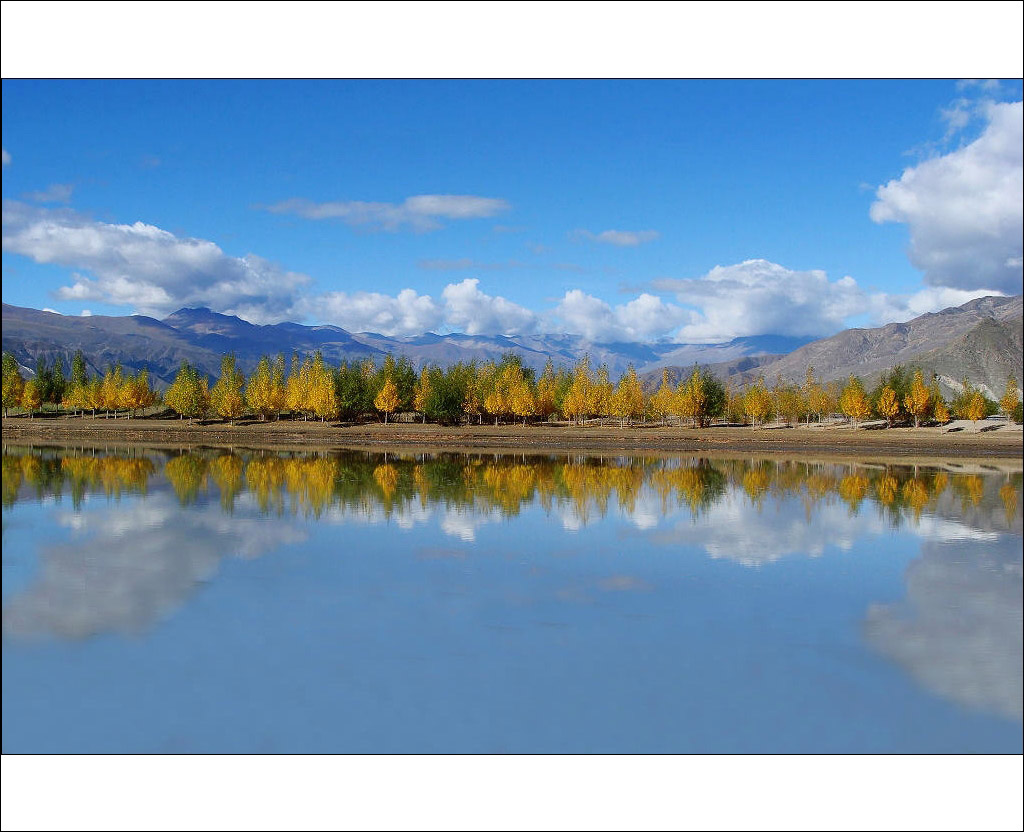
[1000,376,1020,422]
[676,368,707,427]
[286,353,314,420]
[307,353,338,422]
[649,369,676,426]
[592,365,614,423]
[413,366,432,423]
[210,354,247,423]
[121,368,157,418]
[99,364,125,417]
[535,360,560,421]
[562,357,593,426]
[2,352,25,417]
[876,385,900,428]
[21,379,43,417]
[743,378,773,428]
[164,362,210,422]
[839,375,871,425]
[375,378,400,423]
[903,370,931,428]
[610,366,645,427]
[246,356,277,420]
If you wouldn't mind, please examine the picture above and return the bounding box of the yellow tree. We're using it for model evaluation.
[839,375,871,425]
[21,379,43,418]
[99,365,125,418]
[413,366,431,423]
[592,365,613,423]
[1000,376,1019,422]
[676,368,707,428]
[308,353,338,422]
[375,378,400,423]
[743,378,773,428]
[286,354,313,420]
[610,366,645,427]
[903,370,931,428]
[562,357,593,426]
[649,369,676,426]
[535,360,559,421]
[245,356,276,420]
[122,369,157,418]
[270,353,288,417]
[965,392,986,424]
[933,395,950,425]
[211,354,246,423]
[509,375,536,425]
[877,385,900,428]
[2,352,26,417]
[803,367,823,424]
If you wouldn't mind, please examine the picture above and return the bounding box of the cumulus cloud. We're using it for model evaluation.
[866,285,1003,325]
[571,228,660,246]
[264,194,510,232]
[311,287,444,336]
[652,259,869,342]
[24,183,74,204]
[554,289,689,342]
[2,200,312,322]
[870,99,1023,294]
[441,278,538,335]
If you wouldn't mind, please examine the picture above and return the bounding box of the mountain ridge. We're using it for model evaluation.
[2,296,1020,398]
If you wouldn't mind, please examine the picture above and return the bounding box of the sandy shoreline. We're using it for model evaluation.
[3,415,1022,464]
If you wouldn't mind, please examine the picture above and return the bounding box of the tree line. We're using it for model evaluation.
[2,348,1021,427]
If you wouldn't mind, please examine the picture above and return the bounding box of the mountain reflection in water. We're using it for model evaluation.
[2,445,1021,733]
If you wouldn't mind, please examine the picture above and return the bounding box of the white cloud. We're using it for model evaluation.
[652,259,870,342]
[2,200,312,322]
[441,278,538,336]
[572,228,660,246]
[24,183,74,204]
[866,285,1002,325]
[311,287,444,336]
[80,309,92,317]
[553,289,689,342]
[264,194,510,232]
[1,148,11,166]
[870,99,1023,294]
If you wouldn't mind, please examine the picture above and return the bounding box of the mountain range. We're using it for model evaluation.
[2,295,1021,400]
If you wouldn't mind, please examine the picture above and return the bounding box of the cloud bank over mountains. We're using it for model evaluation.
[2,96,1019,342]
[1,196,1005,342]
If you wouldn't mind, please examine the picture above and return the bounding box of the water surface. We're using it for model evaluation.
[3,446,1021,753]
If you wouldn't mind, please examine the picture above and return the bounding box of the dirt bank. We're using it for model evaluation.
[4,415,1021,462]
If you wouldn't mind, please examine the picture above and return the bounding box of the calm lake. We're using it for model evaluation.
[2,445,1021,753]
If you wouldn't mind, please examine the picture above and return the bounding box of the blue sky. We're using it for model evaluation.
[2,77,1022,342]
